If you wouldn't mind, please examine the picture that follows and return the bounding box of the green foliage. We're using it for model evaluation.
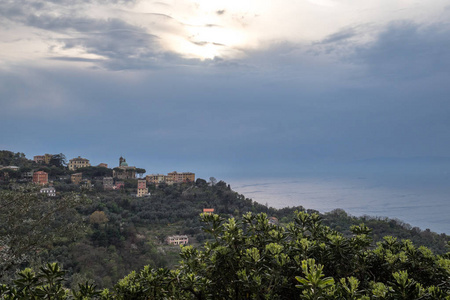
[49,153,67,168]
[323,209,449,254]
[0,212,450,300]
[135,168,146,177]
[0,185,88,278]
[2,212,450,299]
[295,259,335,299]
[76,166,112,180]
[0,151,32,169]
[0,263,103,299]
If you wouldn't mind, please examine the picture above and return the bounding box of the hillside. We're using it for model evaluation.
[0,150,449,290]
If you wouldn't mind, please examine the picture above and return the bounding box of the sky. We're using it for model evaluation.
[1,0,450,182]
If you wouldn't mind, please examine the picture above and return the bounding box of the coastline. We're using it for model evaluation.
[227,176,450,234]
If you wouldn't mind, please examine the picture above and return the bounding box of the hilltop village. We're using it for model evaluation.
[0,151,219,247]
[1,152,195,198]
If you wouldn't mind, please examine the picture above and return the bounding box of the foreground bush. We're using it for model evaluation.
[2,212,450,299]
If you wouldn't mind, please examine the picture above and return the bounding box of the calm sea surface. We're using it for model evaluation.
[227,176,450,234]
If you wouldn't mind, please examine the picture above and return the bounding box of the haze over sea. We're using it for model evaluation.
[226,159,450,235]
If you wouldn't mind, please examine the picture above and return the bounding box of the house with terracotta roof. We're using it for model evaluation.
[203,208,215,215]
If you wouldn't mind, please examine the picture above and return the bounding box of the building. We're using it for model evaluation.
[136,179,148,197]
[68,156,91,171]
[0,166,19,171]
[58,175,70,181]
[146,172,195,185]
[98,163,108,168]
[146,174,167,185]
[113,157,136,179]
[33,171,48,185]
[40,187,56,197]
[168,171,195,184]
[33,154,53,164]
[81,179,92,189]
[22,171,34,180]
[34,155,45,164]
[44,154,53,164]
[103,177,114,190]
[203,208,215,215]
[113,181,124,190]
[166,235,189,245]
[268,217,279,226]
[71,172,83,185]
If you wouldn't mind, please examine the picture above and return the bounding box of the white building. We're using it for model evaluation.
[166,235,189,245]
[40,187,56,197]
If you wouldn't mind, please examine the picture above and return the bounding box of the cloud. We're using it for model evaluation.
[319,28,358,45]
[2,0,450,178]
[48,57,103,62]
[352,21,450,79]
[2,0,449,70]
[0,0,184,69]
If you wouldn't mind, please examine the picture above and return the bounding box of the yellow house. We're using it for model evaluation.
[146,172,195,185]
[68,156,91,171]
[44,154,53,164]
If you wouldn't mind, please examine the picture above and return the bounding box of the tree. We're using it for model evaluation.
[49,153,67,168]
[135,168,146,178]
[90,211,109,225]
[77,166,113,179]
[2,211,450,298]
[209,177,217,186]
[0,184,88,278]
[195,178,207,187]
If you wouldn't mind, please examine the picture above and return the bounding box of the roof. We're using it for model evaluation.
[69,156,89,162]
[167,235,188,239]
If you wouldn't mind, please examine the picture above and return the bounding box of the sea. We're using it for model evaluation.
[227,174,450,234]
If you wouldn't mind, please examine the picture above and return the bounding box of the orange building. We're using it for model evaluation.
[168,171,195,183]
[203,208,215,215]
[33,171,48,185]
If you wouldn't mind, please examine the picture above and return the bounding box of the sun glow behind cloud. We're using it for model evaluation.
[129,0,449,60]
[131,0,269,59]
[0,0,448,66]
